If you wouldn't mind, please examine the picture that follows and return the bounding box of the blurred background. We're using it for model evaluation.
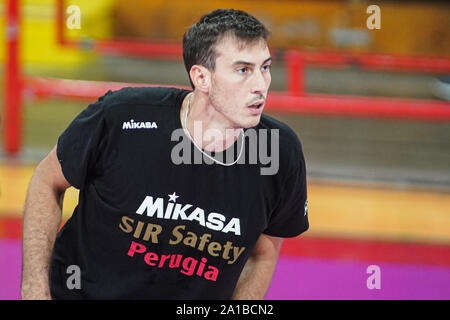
[1,0,449,299]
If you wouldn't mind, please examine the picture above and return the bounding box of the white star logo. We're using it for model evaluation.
[168,192,179,202]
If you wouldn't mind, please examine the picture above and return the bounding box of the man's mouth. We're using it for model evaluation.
[247,100,264,109]
[247,100,265,114]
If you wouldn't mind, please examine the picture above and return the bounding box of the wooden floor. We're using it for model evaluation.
[1,164,449,245]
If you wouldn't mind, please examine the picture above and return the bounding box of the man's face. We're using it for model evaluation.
[208,36,272,129]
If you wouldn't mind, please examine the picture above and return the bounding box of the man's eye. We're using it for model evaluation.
[262,64,271,72]
[237,67,248,74]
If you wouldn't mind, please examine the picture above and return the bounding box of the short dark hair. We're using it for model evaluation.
[182,9,270,88]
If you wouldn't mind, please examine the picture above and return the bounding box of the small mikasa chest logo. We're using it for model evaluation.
[122,119,158,130]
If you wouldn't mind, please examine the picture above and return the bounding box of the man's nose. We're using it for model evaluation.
[251,70,268,94]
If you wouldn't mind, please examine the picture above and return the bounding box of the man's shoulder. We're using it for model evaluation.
[97,86,190,109]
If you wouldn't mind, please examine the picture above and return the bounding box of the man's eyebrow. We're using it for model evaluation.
[232,57,272,67]
[262,57,272,64]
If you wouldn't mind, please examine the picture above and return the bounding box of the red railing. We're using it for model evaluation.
[56,0,182,60]
[25,76,450,122]
[285,50,450,97]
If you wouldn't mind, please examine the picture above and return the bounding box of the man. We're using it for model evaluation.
[21,9,308,300]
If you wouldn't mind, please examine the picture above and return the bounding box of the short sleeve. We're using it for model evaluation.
[56,95,108,189]
[263,154,309,238]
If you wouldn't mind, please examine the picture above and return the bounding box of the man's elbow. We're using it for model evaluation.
[31,146,71,193]
[250,234,283,262]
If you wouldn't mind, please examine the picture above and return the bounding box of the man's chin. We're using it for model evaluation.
[242,115,262,129]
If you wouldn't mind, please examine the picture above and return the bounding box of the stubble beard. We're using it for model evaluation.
[209,82,260,130]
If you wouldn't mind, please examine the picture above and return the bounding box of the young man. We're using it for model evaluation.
[21,9,309,300]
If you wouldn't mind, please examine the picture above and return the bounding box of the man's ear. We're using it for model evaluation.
[189,65,211,93]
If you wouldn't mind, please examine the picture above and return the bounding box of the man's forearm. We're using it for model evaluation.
[21,170,64,300]
[232,234,282,300]
[232,254,278,300]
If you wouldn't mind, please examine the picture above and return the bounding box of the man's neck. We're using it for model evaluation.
[180,92,242,152]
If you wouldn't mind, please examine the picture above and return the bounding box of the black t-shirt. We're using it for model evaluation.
[50,87,309,299]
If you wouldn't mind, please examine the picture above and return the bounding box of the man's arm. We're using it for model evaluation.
[232,234,283,300]
[21,145,71,300]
